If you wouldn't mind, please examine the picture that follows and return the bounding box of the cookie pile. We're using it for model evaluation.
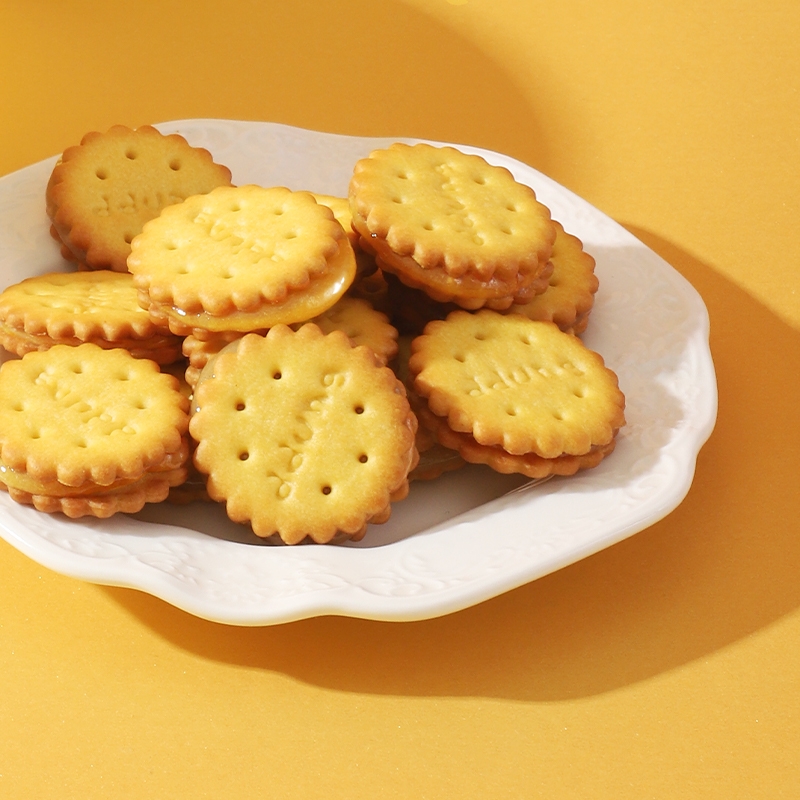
[0,125,625,544]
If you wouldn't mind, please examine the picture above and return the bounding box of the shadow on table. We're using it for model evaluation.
[105,227,800,701]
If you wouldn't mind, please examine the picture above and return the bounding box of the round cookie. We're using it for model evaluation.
[190,325,418,544]
[505,221,599,335]
[302,295,398,366]
[408,310,625,476]
[46,124,233,272]
[0,343,190,517]
[128,185,357,335]
[0,270,182,364]
[349,142,556,307]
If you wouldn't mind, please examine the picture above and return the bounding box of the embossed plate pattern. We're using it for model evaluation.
[0,119,717,625]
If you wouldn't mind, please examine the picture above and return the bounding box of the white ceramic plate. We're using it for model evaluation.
[0,119,717,625]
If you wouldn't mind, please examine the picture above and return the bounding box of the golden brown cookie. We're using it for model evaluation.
[505,221,599,335]
[302,296,398,366]
[190,325,418,544]
[0,343,190,517]
[128,185,357,336]
[0,270,182,364]
[349,142,556,308]
[408,310,625,477]
[46,124,233,272]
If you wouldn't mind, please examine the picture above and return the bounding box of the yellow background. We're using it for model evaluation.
[1,0,799,796]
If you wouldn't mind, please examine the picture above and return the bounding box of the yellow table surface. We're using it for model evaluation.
[1,1,799,796]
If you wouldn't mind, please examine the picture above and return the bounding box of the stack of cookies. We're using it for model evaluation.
[408,310,625,479]
[0,125,625,545]
[347,144,599,338]
[0,343,189,518]
[0,270,182,364]
[349,142,556,311]
[127,184,357,337]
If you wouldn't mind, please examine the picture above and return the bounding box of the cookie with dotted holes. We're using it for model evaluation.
[349,142,555,308]
[189,325,418,544]
[46,124,232,272]
[408,310,625,474]
[0,343,190,517]
[128,185,357,336]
